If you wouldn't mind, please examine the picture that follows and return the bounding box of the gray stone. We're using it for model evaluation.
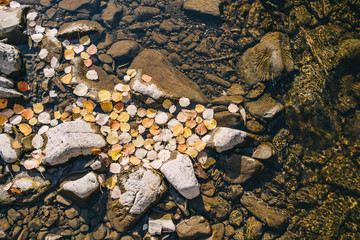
[58,0,100,13]
[245,94,284,121]
[134,6,160,21]
[252,143,275,160]
[221,154,264,184]
[57,20,104,39]
[240,192,289,230]
[42,121,106,166]
[0,86,23,98]
[0,42,22,75]
[148,212,175,235]
[129,50,208,104]
[183,0,221,18]
[207,127,250,152]
[160,151,200,199]
[102,0,123,27]
[0,6,29,44]
[0,134,20,163]
[107,40,141,62]
[41,36,63,63]
[107,167,167,232]
[237,32,294,87]
[0,76,14,88]
[59,172,99,205]
[176,216,212,240]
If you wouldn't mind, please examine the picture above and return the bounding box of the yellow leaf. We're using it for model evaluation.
[142,118,154,128]
[129,156,141,165]
[149,124,161,136]
[19,123,32,136]
[183,127,192,138]
[117,112,129,122]
[204,119,217,130]
[111,92,123,102]
[11,141,22,149]
[98,90,111,101]
[173,125,184,136]
[54,111,61,119]
[186,147,198,158]
[64,49,75,60]
[80,35,91,45]
[61,74,72,84]
[28,117,38,126]
[100,101,113,112]
[0,98,8,109]
[33,103,44,114]
[108,149,122,161]
[194,139,206,152]
[120,122,130,132]
[84,114,95,122]
[105,177,116,190]
[162,99,172,109]
[195,104,205,113]
[80,52,90,60]
[146,109,157,118]
[83,101,94,113]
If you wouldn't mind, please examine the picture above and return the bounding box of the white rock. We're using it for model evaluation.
[50,119,58,126]
[73,44,84,54]
[9,115,22,125]
[26,12,38,21]
[208,127,248,152]
[158,149,170,162]
[38,112,51,124]
[50,57,60,69]
[123,75,131,82]
[32,134,44,149]
[228,103,239,113]
[64,66,72,74]
[73,83,88,96]
[90,160,102,171]
[39,49,49,59]
[35,25,45,33]
[126,105,137,116]
[160,151,200,199]
[109,163,121,174]
[43,68,55,78]
[111,185,121,199]
[42,121,106,166]
[155,111,168,125]
[45,28,58,37]
[31,33,43,43]
[61,172,99,200]
[86,70,98,80]
[0,134,19,163]
[0,43,22,75]
[148,212,176,236]
[167,118,181,131]
[9,1,21,8]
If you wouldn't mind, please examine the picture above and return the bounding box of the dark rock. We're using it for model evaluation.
[201,181,216,197]
[102,0,123,27]
[246,120,265,133]
[0,6,29,44]
[58,0,100,13]
[98,54,113,64]
[183,0,221,18]
[176,216,212,240]
[107,40,141,62]
[38,205,59,228]
[28,218,42,231]
[214,111,242,128]
[245,94,284,121]
[292,5,317,27]
[151,33,168,46]
[167,52,182,66]
[160,19,182,32]
[246,82,265,99]
[92,224,107,240]
[236,32,294,87]
[98,33,113,49]
[202,195,232,220]
[209,223,225,240]
[205,74,231,87]
[134,6,160,21]
[292,184,329,206]
[129,50,208,104]
[0,218,10,232]
[229,210,244,227]
[41,36,63,63]
[240,192,289,230]
[220,154,263,184]
[227,83,246,96]
[245,217,263,240]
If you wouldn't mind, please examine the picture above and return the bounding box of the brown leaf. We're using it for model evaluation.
[195,122,207,135]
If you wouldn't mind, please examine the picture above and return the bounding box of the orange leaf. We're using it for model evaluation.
[84,114,95,122]
[142,118,154,128]
[149,124,161,136]
[22,109,34,120]
[33,103,44,114]
[72,106,81,114]
[0,114,8,125]
[109,121,120,131]
[13,104,24,114]
[129,156,141,165]
[123,143,135,155]
[142,74,152,82]
[61,74,72,84]
[0,98,8,109]
[10,188,22,196]
[84,59,93,67]
[114,102,124,113]
[91,148,102,154]
[17,82,29,92]
[19,123,32,136]
[0,0,10,6]
[111,92,122,102]
[11,141,22,149]
[86,44,98,55]
[195,122,207,135]
[83,101,94,113]
[177,144,187,153]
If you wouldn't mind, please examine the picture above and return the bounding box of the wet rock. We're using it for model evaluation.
[213,111,242,128]
[148,211,175,235]
[57,20,104,39]
[102,0,123,27]
[107,167,167,233]
[129,50,208,104]
[200,181,215,197]
[0,172,51,205]
[236,32,294,87]
[58,0,100,13]
[107,40,141,63]
[208,223,225,240]
[160,151,200,199]
[227,84,246,96]
[0,218,10,232]
[176,216,212,240]
[92,224,107,240]
[41,36,63,63]
[207,127,250,152]
[0,76,14,88]
[252,143,275,160]
[38,205,59,228]
[59,172,99,205]
[292,5,316,27]
[183,0,221,18]
[240,192,289,230]
[202,195,232,220]
[229,210,244,227]
[42,121,106,166]
[160,19,182,32]
[167,52,182,66]
[151,33,168,46]
[210,95,244,105]
[134,6,160,21]
[205,74,231,87]
[321,156,360,195]
[0,134,21,163]
[245,217,263,240]
[246,120,265,133]
[246,82,265,99]
[245,94,284,121]
[299,192,351,239]
[221,154,264,184]
[0,42,22,76]
[0,86,23,98]
[0,6,29,44]
[292,184,329,206]
[28,218,43,231]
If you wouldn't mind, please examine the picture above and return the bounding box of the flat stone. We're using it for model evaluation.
[0,86,23,98]
[0,6,29,44]
[57,20,104,39]
[58,0,100,13]
[0,76,14,88]
[221,154,264,184]
[183,0,221,18]
[160,151,200,199]
[59,172,99,205]
[41,36,63,63]
[252,143,275,160]
[202,195,232,220]
[207,127,250,152]
[107,40,141,62]
[213,111,242,128]
[148,211,176,236]
[102,0,123,27]
[107,167,167,233]
[134,6,160,21]
[245,94,284,121]
[176,216,212,240]
[42,121,106,166]
[0,42,22,75]
[240,192,289,230]
[130,50,208,104]
[0,134,20,163]
[236,32,294,87]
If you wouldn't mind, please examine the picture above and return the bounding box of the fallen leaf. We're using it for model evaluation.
[146,109,157,118]
[61,74,72,84]
[18,82,29,92]
[0,98,7,109]
[84,114,95,122]
[105,177,116,190]
[83,101,94,113]
[179,97,190,107]
[183,127,192,138]
[137,108,147,117]
[0,0,10,6]
[194,139,206,152]
[13,104,24,114]
[142,118,154,128]
[142,74,152,82]
[86,44,98,55]
[228,103,239,113]
[177,144,187,153]
[19,123,32,136]
[126,69,136,78]
[91,148,102,154]
[123,143,135,155]
[80,35,91,45]
[11,141,22,149]
[100,101,113,112]
[203,119,217,130]
[114,102,124,113]
[182,109,197,119]
[129,156,141,165]
[72,107,81,114]
[195,104,205,113]
[10,188,22,196]
[185,119,197,129]
[84,59,93,67]
[33,103,44,114]
[0,114,8,125]
[98,90,111,101]
[186,147,198,158]
[149,124,161,136]
[120,122,130,132]
[80,52,90,60]
[111,92,122,102]
[109,111,118,120]
[64,49,75,60]
[109,121,120,131]
[117,112,129,122]
[195,122,207,135]
[173,125,184,136]
[21,109,34,120]
[28,117,38,125]
[107,131,119,144]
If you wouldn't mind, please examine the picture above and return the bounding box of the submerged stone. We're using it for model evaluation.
[176,216,212,240]
[0,134,21,163]
[0,42,22,76]
[207,127,251,152]
[245,94,284,121]
[0,6,29,44]
[57,20,104,39]
[183,0,221,18]
[58,0,100,13]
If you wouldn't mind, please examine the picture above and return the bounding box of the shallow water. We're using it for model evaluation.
[1,0,360,239]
